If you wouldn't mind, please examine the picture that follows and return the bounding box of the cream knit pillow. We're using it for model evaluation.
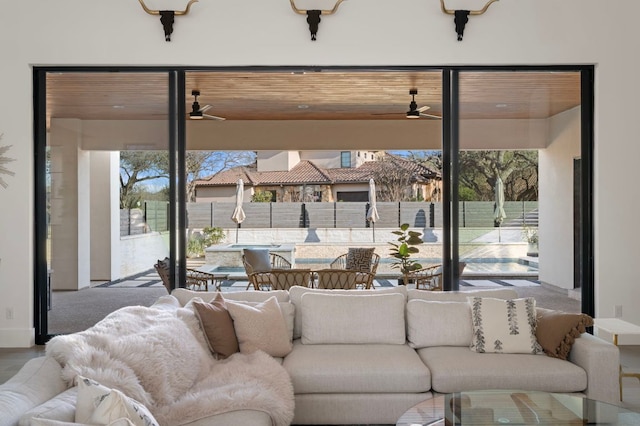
[226,296,293,357]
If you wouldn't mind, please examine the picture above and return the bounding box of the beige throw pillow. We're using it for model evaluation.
[192,293,239,359]
[468,297,542,354]
[536,307,593,360]
[226,296,293,357]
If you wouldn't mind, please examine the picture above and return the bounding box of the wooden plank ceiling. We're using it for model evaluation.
[45,70,581,125]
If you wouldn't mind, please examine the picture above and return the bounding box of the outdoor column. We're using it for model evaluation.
[89,151,120,281]
[49,118,91,290]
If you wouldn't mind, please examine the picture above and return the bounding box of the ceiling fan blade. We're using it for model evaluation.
[203,113,226,121]
[417,105,430,113]
[419,112,441,119]
[200,104,212,113]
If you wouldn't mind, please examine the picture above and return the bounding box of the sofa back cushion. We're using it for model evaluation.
[171,288,289,306]
[407,288,518,302]
[406,300,472,348]
[289,285,407,339]
[300,292,406,344]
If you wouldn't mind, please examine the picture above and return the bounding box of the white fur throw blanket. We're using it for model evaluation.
[46,303,295,426]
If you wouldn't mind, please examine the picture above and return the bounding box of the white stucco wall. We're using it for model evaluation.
[539,107,581,290]
[1,0,640,346]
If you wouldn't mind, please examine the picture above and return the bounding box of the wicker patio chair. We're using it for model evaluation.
[242,250,292,290]
[249,269,312,291]
[153,257,172,293]
[315,269,358,290]
[404,264,443,290]
[330,251,380,289]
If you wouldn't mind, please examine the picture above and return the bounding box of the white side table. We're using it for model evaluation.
[593,318,640,401]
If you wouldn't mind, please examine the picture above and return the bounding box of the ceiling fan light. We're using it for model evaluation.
[406,110,420,118]
[189,111,203,119]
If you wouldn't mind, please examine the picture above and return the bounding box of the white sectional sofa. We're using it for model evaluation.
[0,286,620,426]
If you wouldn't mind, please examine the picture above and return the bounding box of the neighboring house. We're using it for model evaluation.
[193,150,441,203]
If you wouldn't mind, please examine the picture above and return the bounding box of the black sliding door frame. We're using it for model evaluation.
[33,64,595,343]
[33,67,185,343]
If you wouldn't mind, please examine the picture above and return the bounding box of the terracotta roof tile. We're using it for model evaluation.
[194,154,440,187]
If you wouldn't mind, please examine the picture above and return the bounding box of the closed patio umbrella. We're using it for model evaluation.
[493,176,506,242]
[231,178,246,243]
[366,179,380,242]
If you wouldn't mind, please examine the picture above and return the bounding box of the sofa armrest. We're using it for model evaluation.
[568,333,620,404]
[0,356,68,426]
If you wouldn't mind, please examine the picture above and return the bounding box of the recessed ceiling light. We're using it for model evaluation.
[112,105,125,109]
[495,103,508,108]
[297,105,309,109]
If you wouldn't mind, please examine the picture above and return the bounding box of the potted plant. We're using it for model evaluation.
[523,226,539,257]
[389,223,424,285]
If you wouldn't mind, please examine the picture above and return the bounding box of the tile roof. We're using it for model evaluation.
[194,156,439,187]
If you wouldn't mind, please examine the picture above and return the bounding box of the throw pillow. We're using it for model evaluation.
[225,296,293,357]
[192,293,239,359]
[345,247,375,272]
[468,297,542,354]
[243,249,272,273]
[75,375,159,426]
[536,307,594,360]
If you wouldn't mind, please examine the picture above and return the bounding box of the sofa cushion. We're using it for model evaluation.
[75,375,159,426]
[231,300,296,342]
[289,285,407,339]
[408,288,518,302]
[345,247,375,272]
[283,340,431,393]
[417,346,587,394]
[19,387,77,424]
[536,308,594,360]
[171,288,289,306]
[226,296,293,357]
[469,297,542,354]
[406,300,472,348]
[192,294,239,359]
[300,292,405,344]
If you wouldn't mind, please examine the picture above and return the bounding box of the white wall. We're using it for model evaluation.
[1,0,640,346]
[539,107,581,290]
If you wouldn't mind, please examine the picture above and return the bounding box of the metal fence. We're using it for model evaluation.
[120,201,169,236]
[184,201,538,230]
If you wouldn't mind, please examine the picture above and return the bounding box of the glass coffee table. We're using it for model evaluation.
[396,390,640,425]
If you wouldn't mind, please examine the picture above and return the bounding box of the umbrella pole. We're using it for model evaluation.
[236,224,239,243]
[372,222,376,243]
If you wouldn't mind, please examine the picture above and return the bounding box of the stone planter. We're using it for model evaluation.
[526,242,539,257]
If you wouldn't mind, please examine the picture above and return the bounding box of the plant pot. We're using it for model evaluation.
[526,242,539,257]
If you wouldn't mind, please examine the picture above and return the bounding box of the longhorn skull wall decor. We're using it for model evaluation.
[290,0,346,41]
[440,0,499,41]
[138,0,199,41]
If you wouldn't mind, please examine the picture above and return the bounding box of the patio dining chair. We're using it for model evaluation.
[249,269,312,291]
[242,249,292,290]
[404,264,443,290]
[330,249,380,289]
[315,269,358,290]
[154,257,225,292]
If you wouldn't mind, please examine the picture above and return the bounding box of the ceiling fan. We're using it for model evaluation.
[406,89,441,119]
[189,90,226,120]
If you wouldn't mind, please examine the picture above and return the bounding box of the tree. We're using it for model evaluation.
[458,150,538,201]
[373,156,416,202]
[120,151,168,209]
[120,150,256,208]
